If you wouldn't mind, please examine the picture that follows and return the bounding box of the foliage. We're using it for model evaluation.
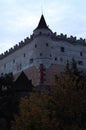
[61,59,86,90]
[0,73,16,130]
[0,73,14,93]
[11,61,86,130]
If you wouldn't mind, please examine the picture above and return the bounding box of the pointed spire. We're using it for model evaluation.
[36,14,48,30]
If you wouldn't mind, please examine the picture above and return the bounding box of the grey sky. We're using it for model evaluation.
[0,0,86,53]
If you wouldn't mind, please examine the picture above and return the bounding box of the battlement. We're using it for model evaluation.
[0,35,34,60]
[52,33,86,45]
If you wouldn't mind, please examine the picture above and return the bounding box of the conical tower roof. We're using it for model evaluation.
[37,14,48,29]
[34,14,50,31]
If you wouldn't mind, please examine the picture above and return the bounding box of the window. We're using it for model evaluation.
[40,53,43,56]
[80,52,83,56]
[60,57,63,62]
[13,59,15,63]
[55,57,57,61]
[60,47,64,52]
[4,64,6,68]
[24,53,26,57]
[46,43,48,47]
[39,32,42,35]
[35,44,37,48]
[50,54,52,57]
[20,64,22,70]
[78,61,83,65]
[30,58,33,64]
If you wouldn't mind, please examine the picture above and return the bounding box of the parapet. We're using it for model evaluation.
[52,33,86,45]
[0,35,33,60]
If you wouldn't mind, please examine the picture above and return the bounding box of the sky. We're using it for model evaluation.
[0,0,86,53]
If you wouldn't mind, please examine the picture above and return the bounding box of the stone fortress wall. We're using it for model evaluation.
[0,15,86,86]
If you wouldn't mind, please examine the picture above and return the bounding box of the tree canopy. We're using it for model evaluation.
[11,60,86,130]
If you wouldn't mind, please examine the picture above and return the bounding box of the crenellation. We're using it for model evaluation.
[52,33,86,45]
[0,53,4,59]
[9,47,14,53]
[19,41,24,47]
[14,44,19,49]
[24,37,30,44]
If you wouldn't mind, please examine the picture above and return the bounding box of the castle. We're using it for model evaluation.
[0,14,86,86]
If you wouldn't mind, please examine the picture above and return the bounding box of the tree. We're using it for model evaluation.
[62,59,86,90]
[11,77,86,130]
[11,60,86,130]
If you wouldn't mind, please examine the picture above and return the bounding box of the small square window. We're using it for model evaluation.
[55,57,57,61]
[40,53,43,56]
[46,43,48,47]
[30,58,33,64]
[20,64,22,70]
[80,52,83,56]
[35,44,37,48]
[60,47,64,52]
[39,32,42,35]
[4,64,6,68]
[24,53,26,57]
[13,59,15,63]
[50,54,52,57]
[60,57,63,62]
[78,61,83,65]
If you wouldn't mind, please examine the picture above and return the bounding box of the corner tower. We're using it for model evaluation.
[32,15,53,84]
[33,14,52,36]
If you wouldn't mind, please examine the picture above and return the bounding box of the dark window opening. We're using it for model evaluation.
[60,57,63,62]
[80,52,83,56]
[60,47,64,52]
[40,53,43,56]
[4,64,6,68]
[20,64,22,70]
[46,43,48,47]
[24,53,26,57]
[50,54,52,57]
[30,58,33,64]
[55,57,57,61]
[35,44,37,48]
[13,59,15,63]
[78,61,83,65]
[39,32,42,35]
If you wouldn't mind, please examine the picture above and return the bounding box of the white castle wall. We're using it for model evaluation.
[0,31,86,77]
[33,28,53,68]
[0,16,86,86]
[0,40,34,74]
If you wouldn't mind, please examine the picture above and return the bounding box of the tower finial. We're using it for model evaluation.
[41,5,43,15]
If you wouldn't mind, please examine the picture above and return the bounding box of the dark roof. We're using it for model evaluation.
[34,14,49,30]
[14,71,33,91]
